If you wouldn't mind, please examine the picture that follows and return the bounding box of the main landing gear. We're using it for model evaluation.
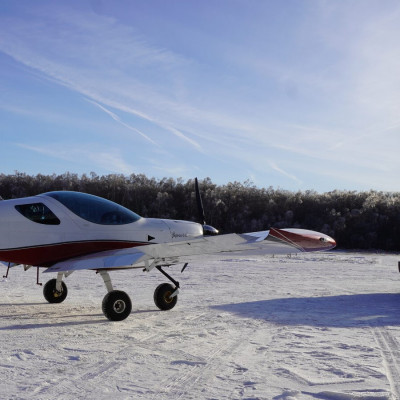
[98,266,180,321]
[42,265,183,321]
[43,272,68,303]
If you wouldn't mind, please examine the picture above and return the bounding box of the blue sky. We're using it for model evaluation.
[1,1,400,192]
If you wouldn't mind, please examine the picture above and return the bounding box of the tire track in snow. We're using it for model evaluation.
[29,309,212,398]
[152,334,246,400]
[307,280,400,398]
[152,319,275,400]
[373,327,400,399]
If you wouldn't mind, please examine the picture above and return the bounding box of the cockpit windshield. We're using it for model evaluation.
[44,191,141,225]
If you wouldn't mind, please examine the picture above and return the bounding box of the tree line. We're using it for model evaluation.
[1,172,400,251]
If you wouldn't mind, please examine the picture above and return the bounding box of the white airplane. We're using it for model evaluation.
[0,179,336,321]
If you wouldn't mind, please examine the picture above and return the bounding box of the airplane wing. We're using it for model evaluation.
[44,228,335,274]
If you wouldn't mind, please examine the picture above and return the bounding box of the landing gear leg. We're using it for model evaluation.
[99,270,114,293]
[99,270,132,321]
[3,262,11,279]
[155,266,180,291]
[36,267,42,286]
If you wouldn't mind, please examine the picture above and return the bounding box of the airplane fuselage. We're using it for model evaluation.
[0,192,203,267]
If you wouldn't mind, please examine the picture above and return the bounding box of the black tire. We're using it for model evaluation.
[102,290,132,321]
[154,283,178,311]
[43,278,68,304]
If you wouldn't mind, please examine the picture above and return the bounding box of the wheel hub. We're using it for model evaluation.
[113,300,126,314]
[164,291,173,304]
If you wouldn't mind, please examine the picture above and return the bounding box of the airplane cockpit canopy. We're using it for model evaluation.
[44,191,141,225]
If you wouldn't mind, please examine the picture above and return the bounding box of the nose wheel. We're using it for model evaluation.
[154,283,178,310]
[153,265,180,311]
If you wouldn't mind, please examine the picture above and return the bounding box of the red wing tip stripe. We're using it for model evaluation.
[269,227,335,252]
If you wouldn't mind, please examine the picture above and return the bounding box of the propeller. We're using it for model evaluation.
[194,178,219,236]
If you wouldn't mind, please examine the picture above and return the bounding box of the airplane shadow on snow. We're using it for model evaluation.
[0,304,161,330]
[212,293,400,328]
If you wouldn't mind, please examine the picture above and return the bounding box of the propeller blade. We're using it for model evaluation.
[195,177,206,225]
[194,178,219,236]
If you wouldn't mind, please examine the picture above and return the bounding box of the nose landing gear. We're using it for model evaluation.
[153,265,180,310]
[154,283,178,310]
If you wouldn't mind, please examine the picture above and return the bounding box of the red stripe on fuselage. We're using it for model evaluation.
[0,240,147,267]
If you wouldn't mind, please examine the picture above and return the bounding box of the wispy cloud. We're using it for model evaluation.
[268,161,302,185]
[86,99,157,145]
[17,143,135,175]
[0,6,203,147]
[163,126,202,151]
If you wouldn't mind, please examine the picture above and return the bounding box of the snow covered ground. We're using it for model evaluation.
[1,251,400,400]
